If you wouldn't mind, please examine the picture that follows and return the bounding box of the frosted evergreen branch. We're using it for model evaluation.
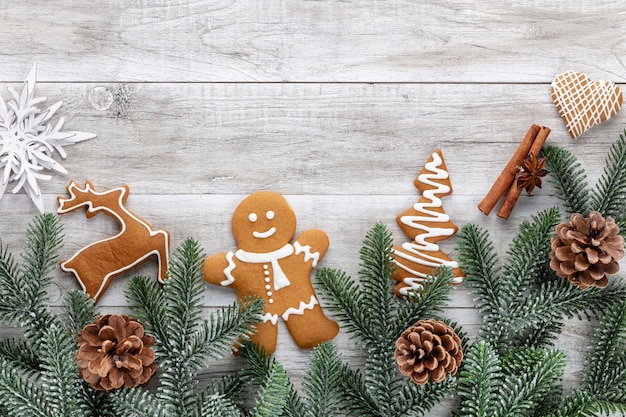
[456,223,502,322]
[21,213,64,312]
[364,347,398,416]
[190,296,263,361]
[206,374,247,411]
[494,349,566,416]
[315,267,375,345]
[582,299,626,396]
[392,377,455,417]
[39,324,84,417]
[62,290,97,337]
[541,145,591,216]
[589,130,626,217]
[358,222,396,345]
[156,364,197,417]
[0,339,41,377]
[109,388,165,417]
[200,393,240,417]
[251,361,289,417]
[336,364,379,417]
[455,341,501,417]
[500,207,560,302]
[125,276,168,346]
[163,237,206,355]
[0,358,53,417]
[301,341,342,417]
[391,268,453,340]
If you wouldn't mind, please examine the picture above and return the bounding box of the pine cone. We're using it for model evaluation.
[549,211,624,289]
[394,319,463,385]
[76,314,157,392]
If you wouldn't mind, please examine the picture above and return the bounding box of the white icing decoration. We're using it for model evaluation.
[221,251,236,286]
[266,210,275,220]
[253,227,276,238]
[282,295,318,321]
[393,151,462,295]
[248,212,257,222]
[293,242,320,267]
[551,70,622,138]
[58,182,169,301]
[262,312,279,325]
[235,245,294,290]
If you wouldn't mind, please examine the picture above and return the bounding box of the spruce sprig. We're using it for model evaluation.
[239,341,342,417]
[542,129,626,223]
[123,237,265,417]
[0,214,111,417]
[315,222,458,417]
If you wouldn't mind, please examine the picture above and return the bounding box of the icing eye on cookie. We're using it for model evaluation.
[248,213,258,222]
[266,210,275,220]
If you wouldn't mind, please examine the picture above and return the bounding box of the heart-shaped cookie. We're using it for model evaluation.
[551,70,622,138]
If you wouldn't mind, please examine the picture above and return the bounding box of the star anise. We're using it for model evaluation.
[515,152,548,195]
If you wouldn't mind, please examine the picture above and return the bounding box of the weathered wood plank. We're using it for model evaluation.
[2,1,626,83]
[0,82,620,203]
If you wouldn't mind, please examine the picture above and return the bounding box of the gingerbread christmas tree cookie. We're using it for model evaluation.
[203,191,339,354]
[392,150,464,296]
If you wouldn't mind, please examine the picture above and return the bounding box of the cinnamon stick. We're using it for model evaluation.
[478,124,541,215]
[497,126,551,219]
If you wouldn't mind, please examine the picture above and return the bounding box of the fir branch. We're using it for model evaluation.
[163,237,206,355]
[200,393,240,417]
[62,290,97,337]
[315,267,374,344]
[0,339,41,377]
[125,276,167,346]
[0,214,62,344]
[250,361,289,417]
[300,341,342,417]
[39,324,85,417]
[582,299,626,397]
[0,358,53,417]
[589,130,626,217]
[206,374,247,410]
[109,388,165,417]
[500,207,560,303]
[392,377,455,417]
[495,348,566,416]
[456,223,502,322]
[391,268,453,340]
[192,296,263,360]
[455,340,501,417]
[358,222,396,346]
[20,213,64,314]
[336,364,380,417]
[541,145,591,216]
[544,390,601,417]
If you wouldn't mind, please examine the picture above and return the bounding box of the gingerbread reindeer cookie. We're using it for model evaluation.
[58,181,170,302]
[203,191,339,353]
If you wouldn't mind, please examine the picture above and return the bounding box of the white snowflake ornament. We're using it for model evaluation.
[0,63,96,213]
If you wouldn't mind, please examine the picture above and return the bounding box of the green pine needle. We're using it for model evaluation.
[589,130,626,217]
[455,340,501,417]
[251,361,289,417]
[541,145,591,216]
[0,358,52,417]
[301,341,342,417]
[109,388,165,417]
[62,290,97,337]
[200,393,240,417]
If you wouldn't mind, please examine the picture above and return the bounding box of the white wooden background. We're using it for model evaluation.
[2,1,626,415]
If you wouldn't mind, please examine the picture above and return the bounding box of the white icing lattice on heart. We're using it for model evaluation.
[551,70,622,138]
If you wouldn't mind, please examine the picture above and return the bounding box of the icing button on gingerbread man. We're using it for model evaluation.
[203,191,339,353]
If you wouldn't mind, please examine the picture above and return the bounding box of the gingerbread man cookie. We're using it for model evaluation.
[203,191,339,353]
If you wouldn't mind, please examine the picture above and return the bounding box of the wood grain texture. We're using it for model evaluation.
[2,1,626,82]
[1,0,625,415]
